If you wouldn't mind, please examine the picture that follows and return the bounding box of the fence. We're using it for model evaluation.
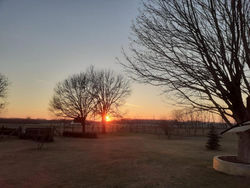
[0,121,228,137]
[54,122,227,137]
[112,123,226,137]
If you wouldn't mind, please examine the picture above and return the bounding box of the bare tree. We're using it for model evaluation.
[122,0,250,126]
[88,67,131,133]
[172,109,185,122]
[49,72,95,134]
[0,73,8,111]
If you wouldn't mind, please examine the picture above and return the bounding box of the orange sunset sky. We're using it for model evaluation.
[0,0,177,120]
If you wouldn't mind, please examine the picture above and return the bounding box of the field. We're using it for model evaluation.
[0,133,249,188]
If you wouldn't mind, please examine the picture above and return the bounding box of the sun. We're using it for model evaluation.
[105,115,111,122]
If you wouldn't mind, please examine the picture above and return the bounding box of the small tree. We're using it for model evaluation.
[49,72,95,134]
[0,73,8,111]
[206,126,221,150]
[88,67,131,133]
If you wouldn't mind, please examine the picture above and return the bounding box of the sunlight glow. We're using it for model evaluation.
[105,115,111,122]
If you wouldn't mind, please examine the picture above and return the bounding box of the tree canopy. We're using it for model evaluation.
[122,0,250,125]
[88,67,131,132]
[50,67,131,133]
[50,72,95,133]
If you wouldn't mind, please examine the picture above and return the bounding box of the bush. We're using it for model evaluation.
[63,131,98,138]
[206,126,221,150]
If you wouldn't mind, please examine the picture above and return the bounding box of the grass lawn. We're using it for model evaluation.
[0,133,249,188]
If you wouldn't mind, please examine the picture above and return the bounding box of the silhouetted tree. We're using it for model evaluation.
[88,67,131,133]
[49,73,95,134]
[122,0,250,126]
[0,73,8,111]
[172,109,184,122]
[172,108,215,123]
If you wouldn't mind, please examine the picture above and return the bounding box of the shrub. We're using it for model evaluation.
[206,126,221,150]
[63,131,98,138]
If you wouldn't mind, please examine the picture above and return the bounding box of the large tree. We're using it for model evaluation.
[122,0,250,125]
[88,67,131,133]
[49,72,95,134]
[0,73,8,111]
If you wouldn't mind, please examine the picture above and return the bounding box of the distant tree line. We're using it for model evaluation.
[0,117,70,124]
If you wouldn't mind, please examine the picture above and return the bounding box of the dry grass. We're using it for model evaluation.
[0,133,249,188]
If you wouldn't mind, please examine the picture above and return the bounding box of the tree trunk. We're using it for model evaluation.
[81,120,86,135]
[237,130,250,163]
[102,115,106,134]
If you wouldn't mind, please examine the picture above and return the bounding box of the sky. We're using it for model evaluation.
[0,0,174,120]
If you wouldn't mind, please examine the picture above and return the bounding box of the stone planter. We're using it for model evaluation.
[213,155,250,176]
